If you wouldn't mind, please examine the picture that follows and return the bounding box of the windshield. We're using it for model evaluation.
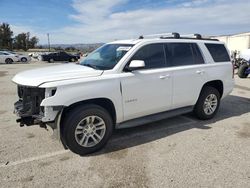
[80,44,133,70]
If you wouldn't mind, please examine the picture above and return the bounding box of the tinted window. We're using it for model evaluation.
[192,43,205,64]
[131,44,166,69]
[164,43,204,66]
[205,43,230,62]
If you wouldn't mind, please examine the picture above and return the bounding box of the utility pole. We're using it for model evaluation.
[26,32,30,51]
[47,33,50,52]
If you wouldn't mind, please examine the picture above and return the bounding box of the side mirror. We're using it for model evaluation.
[126,60,145,71]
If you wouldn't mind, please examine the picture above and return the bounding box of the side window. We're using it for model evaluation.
[61,52,68,56]
[165,43,195,66]
[130,44,166,69]
[205,43,230,62]
[192,43,205,64]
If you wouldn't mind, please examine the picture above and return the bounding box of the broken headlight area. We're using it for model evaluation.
[14,85,59,127]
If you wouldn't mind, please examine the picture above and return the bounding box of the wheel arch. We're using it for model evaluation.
[60,97,117,129]
[200,80,224,98]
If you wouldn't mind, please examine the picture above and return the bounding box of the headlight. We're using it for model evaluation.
[45,88,57,98]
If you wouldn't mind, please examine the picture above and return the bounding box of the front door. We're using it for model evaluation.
[121,43,172,121]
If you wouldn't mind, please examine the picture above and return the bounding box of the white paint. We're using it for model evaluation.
[0,150,69,168]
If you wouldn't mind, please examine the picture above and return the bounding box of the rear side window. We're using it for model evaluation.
[131,44,166,69]
[205,43,230,62]
[192,43,205,64]
[165,43,204,66]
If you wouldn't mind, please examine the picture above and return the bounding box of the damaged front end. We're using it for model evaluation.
[14,85,62,128]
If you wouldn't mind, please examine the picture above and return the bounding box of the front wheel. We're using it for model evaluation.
[62,105,113,155]
[194,86,220,120]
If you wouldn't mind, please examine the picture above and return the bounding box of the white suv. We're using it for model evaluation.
[13,33,234,155]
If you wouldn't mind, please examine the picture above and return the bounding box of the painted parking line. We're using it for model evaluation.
[0,150,69,168]
[0,116,196,168]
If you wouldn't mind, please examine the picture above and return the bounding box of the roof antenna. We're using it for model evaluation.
[138,35,144,39]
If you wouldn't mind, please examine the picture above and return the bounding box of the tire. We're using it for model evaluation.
[49,58,54,63]
[21,57,28,63]
[62,104,113,155]
[5,58,13,64]
[194,86,220,120]
[238,63,249,78]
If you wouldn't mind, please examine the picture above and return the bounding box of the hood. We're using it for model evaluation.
[12,63,103,87]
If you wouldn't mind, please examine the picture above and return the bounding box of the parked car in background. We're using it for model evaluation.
[0,51,19,64]
[40,51,80,63]
[1,51,31,63]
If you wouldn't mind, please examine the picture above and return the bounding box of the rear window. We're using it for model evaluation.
[205,43,230,62]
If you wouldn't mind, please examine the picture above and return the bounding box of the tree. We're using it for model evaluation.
[13,32,39,51]
[13,33,27,50]
[0,23,13,49]
[65,46,76,51]
[28,36,39,49]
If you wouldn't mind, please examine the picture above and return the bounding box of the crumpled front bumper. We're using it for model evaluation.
[14,85,62,127]
[14,100,43,126]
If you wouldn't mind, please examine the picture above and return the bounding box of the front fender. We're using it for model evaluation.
[40,78,123,123]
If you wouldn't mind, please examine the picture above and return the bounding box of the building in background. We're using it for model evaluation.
[212,32,250,53]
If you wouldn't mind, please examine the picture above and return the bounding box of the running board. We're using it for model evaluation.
[116,106,193,129]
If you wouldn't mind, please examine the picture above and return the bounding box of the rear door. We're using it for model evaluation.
[165,42,205,108]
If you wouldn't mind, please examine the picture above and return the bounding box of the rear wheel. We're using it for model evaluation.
[5,58,13,64]
[62,104,113,155]
[238,63,249,78]
[194,86,220,120]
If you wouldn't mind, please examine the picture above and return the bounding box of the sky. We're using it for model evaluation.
[0,0,250,44]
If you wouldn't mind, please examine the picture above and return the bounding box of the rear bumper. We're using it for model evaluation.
[222,79,235,99]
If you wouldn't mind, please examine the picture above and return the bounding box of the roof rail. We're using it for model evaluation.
[139,32,180,39]
[138,32,219,41]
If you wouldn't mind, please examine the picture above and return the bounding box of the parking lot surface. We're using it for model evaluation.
[0,61,250,188]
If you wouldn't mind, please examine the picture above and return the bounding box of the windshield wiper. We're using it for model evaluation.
[83,64,99,70]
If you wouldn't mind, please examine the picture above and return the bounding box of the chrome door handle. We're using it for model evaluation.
[159,75,170,79]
